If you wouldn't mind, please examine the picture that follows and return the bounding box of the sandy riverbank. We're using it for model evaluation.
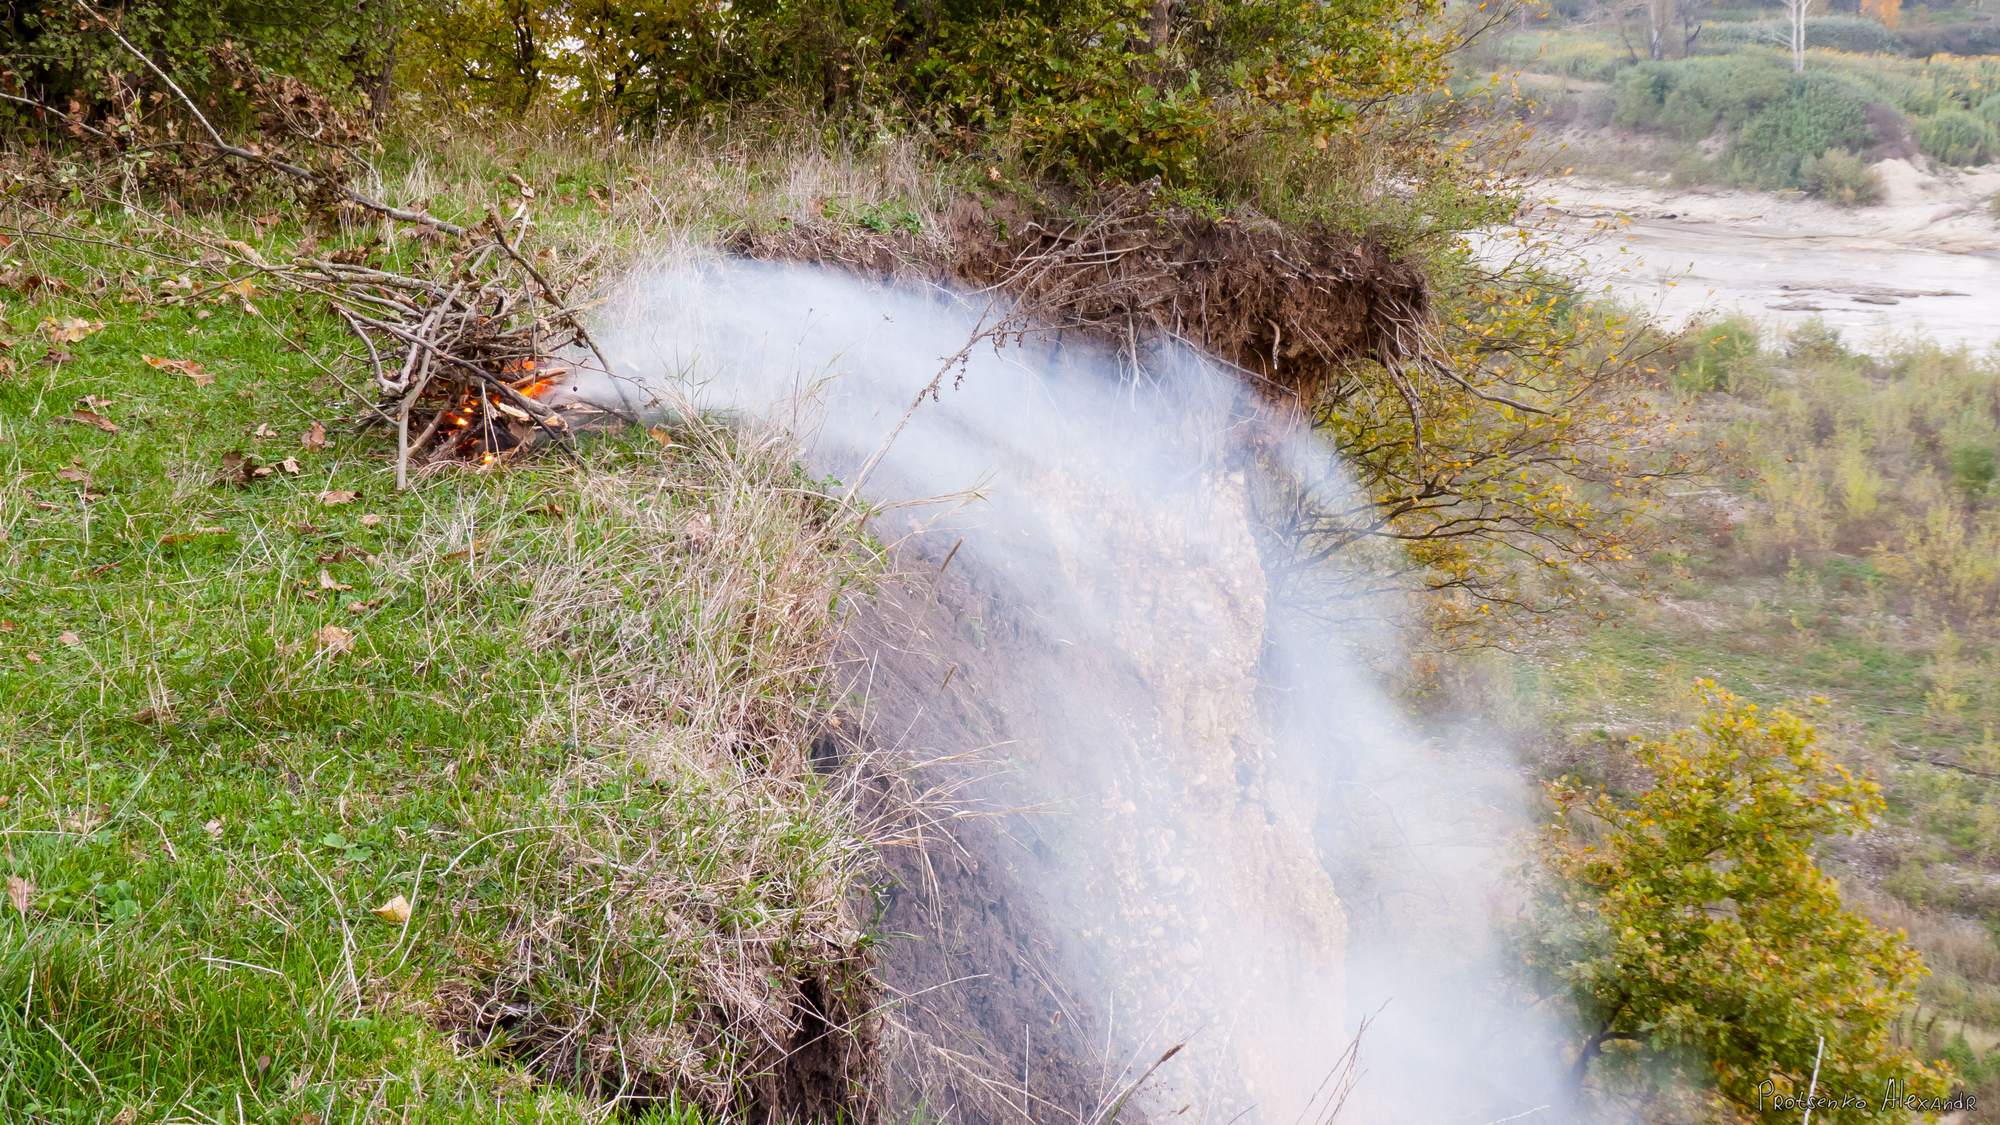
[1512,159,2000,351]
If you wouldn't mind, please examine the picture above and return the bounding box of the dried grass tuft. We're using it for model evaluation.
[397,426,886,1118]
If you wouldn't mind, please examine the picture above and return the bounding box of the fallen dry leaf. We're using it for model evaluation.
[314,624,354,654]
[318,489,358,507]
[219,452,275,486]
[252,423,277,439]
[204,818,224,839]
[143,354,214,386]
[6,876,31,915]
[41,316,105,344]
[56,466,91,486]
[359,513,384,528]
[317,569,352,592]
[278,457,301,476]
[57,410,118,433]
[157,526,229,546]
[371,895,412,924]
[56,631,80,646]
[301,421,327,450]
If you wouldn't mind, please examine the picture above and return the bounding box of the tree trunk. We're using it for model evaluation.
[1147,0,1174,52]
[1790,0,1809,73]
[368,40,397,126]
[1569,1024,1639,1094]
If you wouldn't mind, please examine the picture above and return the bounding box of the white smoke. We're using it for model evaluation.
[583,260,1570,1123]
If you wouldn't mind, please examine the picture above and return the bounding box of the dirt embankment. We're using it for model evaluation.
[731,187,1430,401]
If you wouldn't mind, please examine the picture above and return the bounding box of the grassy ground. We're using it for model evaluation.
[0,172,882,1119]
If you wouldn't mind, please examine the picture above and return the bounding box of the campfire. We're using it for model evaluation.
[291,213,618,486]
[407,359,571,468]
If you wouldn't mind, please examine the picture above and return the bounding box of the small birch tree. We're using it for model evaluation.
[1785,0,1812,73]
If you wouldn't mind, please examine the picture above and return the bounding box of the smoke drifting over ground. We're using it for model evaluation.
[586,261,1569,1122]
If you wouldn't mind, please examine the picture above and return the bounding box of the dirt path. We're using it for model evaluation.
[1512,160,2000,351]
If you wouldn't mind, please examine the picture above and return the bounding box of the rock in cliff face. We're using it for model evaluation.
[1064,462,1350,1120]
[856,450,1348,1125]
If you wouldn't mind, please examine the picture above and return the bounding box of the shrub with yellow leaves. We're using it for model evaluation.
[1523,683,1954,1120]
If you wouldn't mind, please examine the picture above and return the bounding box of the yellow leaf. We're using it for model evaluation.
[41,317,105,344]
[372,895,411,924]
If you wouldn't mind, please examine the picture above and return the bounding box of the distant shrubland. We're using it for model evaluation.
[1480,15,2000,197]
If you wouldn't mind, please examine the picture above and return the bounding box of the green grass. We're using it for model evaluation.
[0,209,873,1120]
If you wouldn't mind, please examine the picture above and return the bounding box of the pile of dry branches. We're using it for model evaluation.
[310,213,619,487]
[26,1,626,488]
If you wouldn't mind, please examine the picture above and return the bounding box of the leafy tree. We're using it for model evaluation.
[1,0,402,125]
[401,0,1460,182]
[1860,0,1902,31]
[1525,684,1954,1120]
[1266,257,1677,642]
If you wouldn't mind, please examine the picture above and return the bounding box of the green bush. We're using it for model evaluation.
[1949,442,1999,498]
[1612,64,1675,130]
[1939,1034,1998,1087]
[1802,147,1884,207]
[1730,75,1877,189]
[1916,109,1997,167]
[1979,95,2000,128]
[1676,317,1762,393]
[1659,85,1721,140]
[0,0,391,127]
[1787,318,1850,363]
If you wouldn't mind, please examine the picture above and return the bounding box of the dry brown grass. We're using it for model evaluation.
[371,111,951,283]
[378,423,890,1116]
